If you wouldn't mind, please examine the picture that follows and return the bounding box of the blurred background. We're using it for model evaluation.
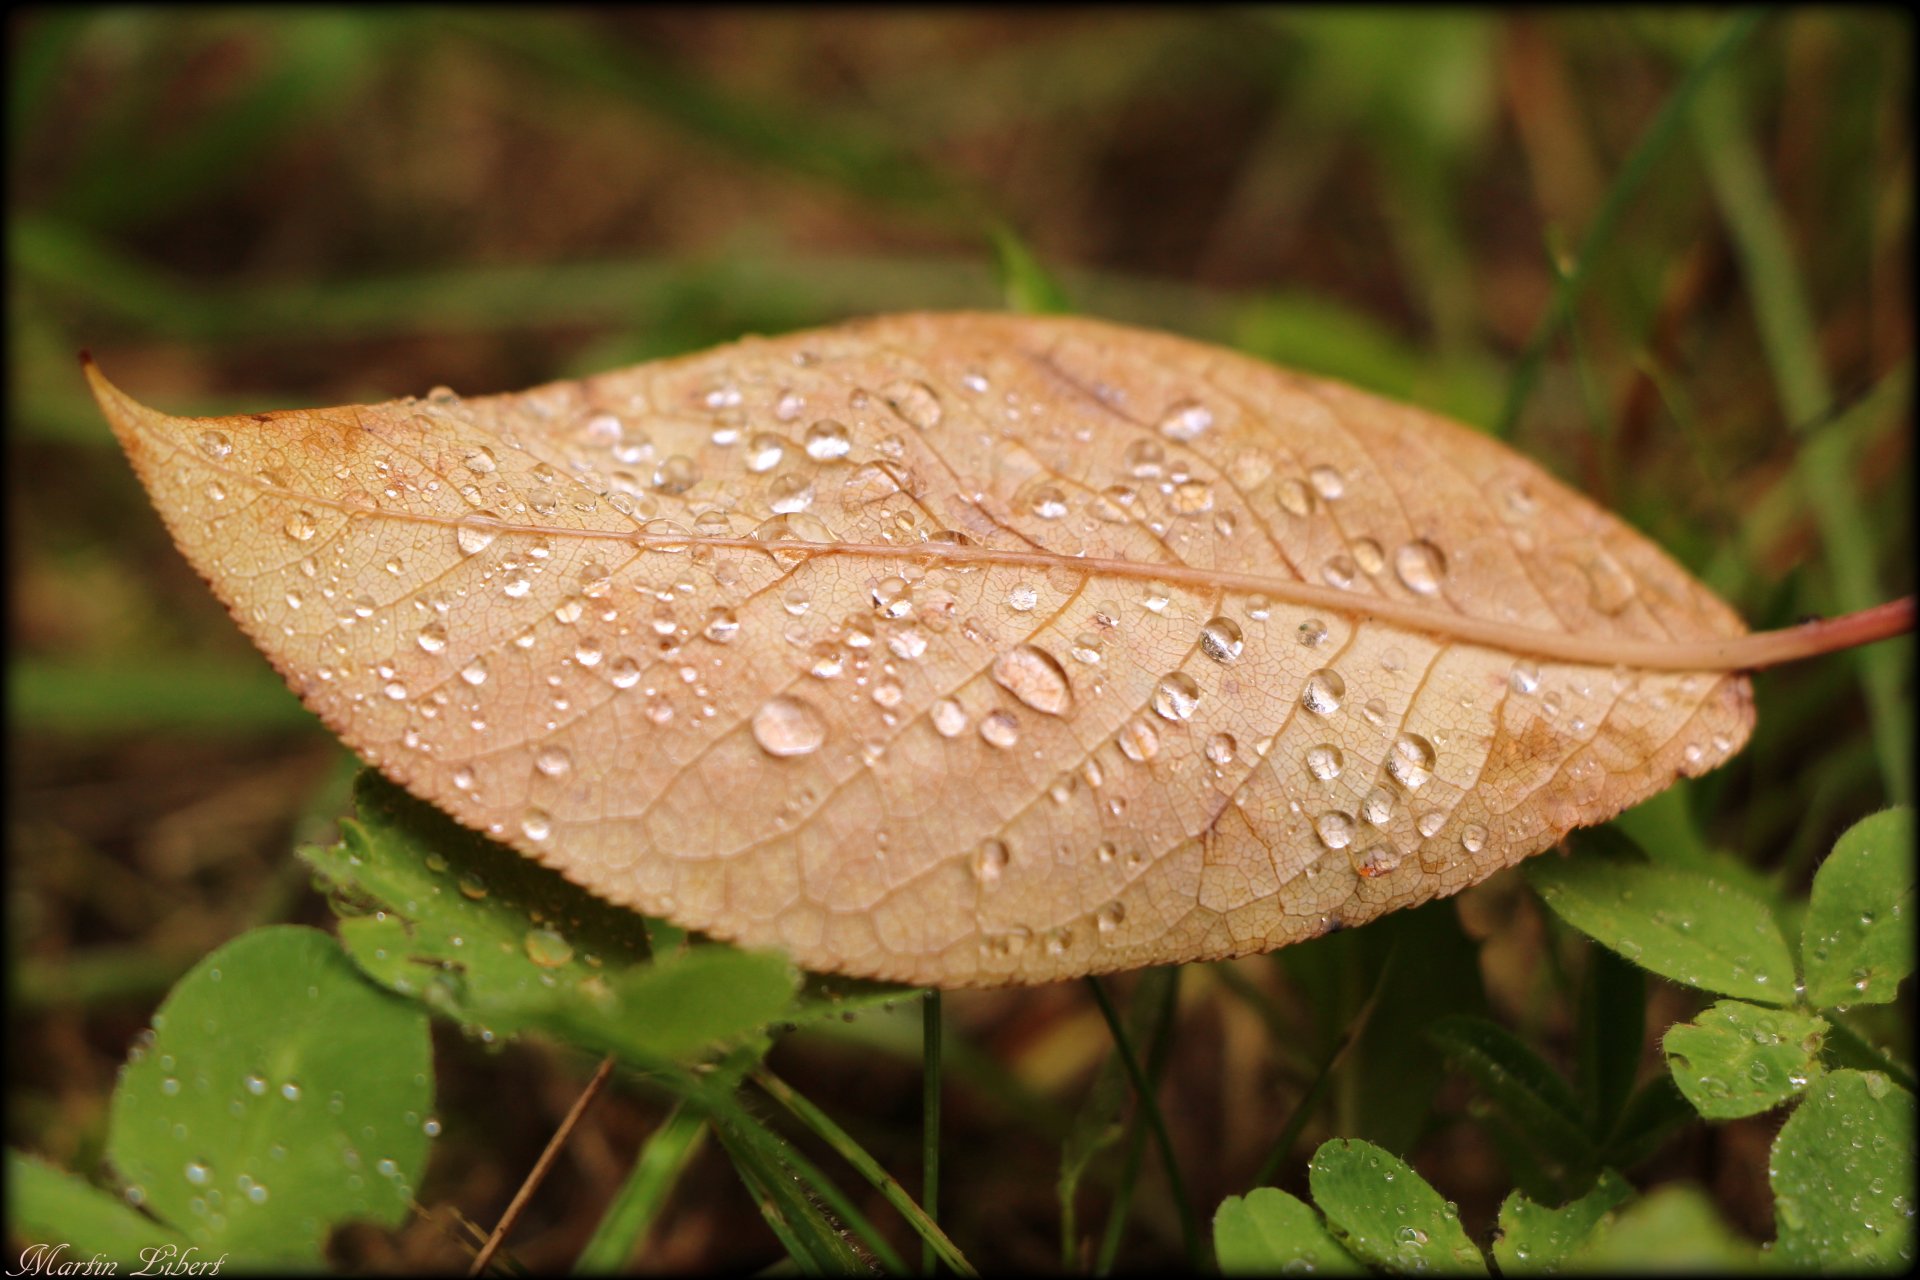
[8,7,1911,1271]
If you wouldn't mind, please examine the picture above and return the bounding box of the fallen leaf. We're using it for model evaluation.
[88,313,1754,986]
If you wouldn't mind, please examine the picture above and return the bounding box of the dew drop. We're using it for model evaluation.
[198,429,233,460]
[973,839,1009,884]
[1352,537,1384,575]
[1297,618,1329,647]
[1157,399,1214,441]
[416,622,447,653]
[991,644,1074,716]
[1361,787,1393,826]
[609,656,641,688]
[1322,553,1358,589]
[1386,732,1436,790]
[1308,464,1345,500]
[768,473,814,513]
[1096,901,1127,933]
[524,928,573,968]
[1306,744,1345,781]
[1351,844,1402,878]
[871,576,913,619]
[280,1081,301,1101]
[464,445,497,475]
[1028,484,1068,519]
[284,510,317,542]
[1276,477,1315,517]
[1461,823,1487,854]
[883,380,943,430]
[978,710,1020,749]
[185,1161,211,1186]
[1315,812,1355,850]
[1005,582,1040,612]
[753,695,827,757]
[1199,616,1243,663]
[1117,717,1160,762]
[535,746,572,778]
[1394,539,1447,595]
[245,1073,267,1096]
[804,419,851,460]
[1418,811,1445,838]
[1509,661,1540,695]
[521,809,553,841]
[1151,671,1201,721]
[1302,669,1345,715]
[1206,732,1238,766]
[746,433,786,472]
[930,698,969,738]
[704,608,741,644]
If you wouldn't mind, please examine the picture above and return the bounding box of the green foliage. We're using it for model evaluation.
[1526,837,1798,1003]
[1214,1186,1363,1275]
[1770,1070,1917,1271]
[1661,1001,1826,1119]
[5,1151,190,1264]
[1309,1140,1486,1274]
[1566,1185,1758,1270]
[12,927,433,1265]
[1491,1171,1631,1274]
[1801,807,1914,1006]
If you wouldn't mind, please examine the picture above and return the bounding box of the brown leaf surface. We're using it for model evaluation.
[89,313,1754,987]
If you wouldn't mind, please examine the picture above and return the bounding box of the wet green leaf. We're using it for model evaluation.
[5,1150,190,1264]
[1491,1169,1631,1274]
[1565,1184,1758,1270]
[106,926,432,1263]
[1308,1139,1486,1274]
[1661,999,1825,1119]
[1214,1186,1363,1275]
[1770,1069,1916,1271]
[1527,854,1796,1003]
[1801,807,1913,1007]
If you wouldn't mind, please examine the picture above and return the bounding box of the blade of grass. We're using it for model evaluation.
[1091,968,1181,1276]
[753,1070,975,1277]
[700,1084,877,1274]
[1692,70,1913,804]
[921,991,943,1275]
[1085,975,1202,1269]
[1495,8,1765,438]
[572,1102,708,1273]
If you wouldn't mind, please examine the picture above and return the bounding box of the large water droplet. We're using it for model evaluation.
[1315,812,1355,849]
[1206,732,1238,766]
[1308,465,1345,500]
[930,698,969,738]
[284,511,317,542]
[1361,787,1393,826]
[883,380,943,430]
[524,928,574,968]
[768,473,814,513]
[1157,400,1214,441]
[1386,732,1436,790]
[464,445,497,475]
[1302,669,1345,715]
[978,710,1020,749]
[1028,485,1068,520]
[1394,539,1447,595]
[1351,844,1402,878]
[991,644,1073,716]
[804,419,851,460]
[1199,616,1243,663]
[1151,671,1201,721]
[746,434,786,472]
[1306,744,1344,780]
[456,518,500,556]
[753,696,827,757]
[417,622,447,653]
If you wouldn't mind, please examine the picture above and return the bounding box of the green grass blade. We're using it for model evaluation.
[754,1070,975,1277]
[921,991,943,1274]
[572,1103,708,1273]
[1495,8,1765,438]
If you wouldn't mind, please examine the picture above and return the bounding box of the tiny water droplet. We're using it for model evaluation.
[456,517,500,556]
[1118,717,1160,762]
[416,622,447,653]
[979,710,1020,749]
[1509,661,1540,695]
[521,809,553,841]
[1308,464,1345,500]
[535,746,572,778]
[884,380,943,430]
[747,433,786,472]
[1306,744,1345,781]
[284,511,317,542]
[1206,732,1237,766]
[1276,477,1315,517]
[1316,812,1355,849]
[973,839,1009,884]
[1297,618,1328,647]
[930,698,969,738]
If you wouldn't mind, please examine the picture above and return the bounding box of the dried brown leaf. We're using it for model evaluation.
[89,313,1755,986]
